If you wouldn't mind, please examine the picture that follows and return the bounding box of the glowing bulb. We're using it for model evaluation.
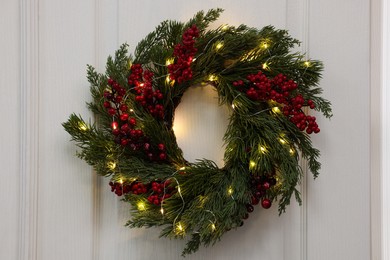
[78,122,87,131]
[139,83,145,87]
[221,24,229,31]
[208,74,218,81]
[289,148,295,155]
[250,160,256,168]
[215,42,224,50]
[231,103,235,109]
[279,138,286,144]
[262,63,268,70]
[227,187,234,195]
[192,57,197,62]
[107,161,116,170]
[260,146,267,154]
[177,186,181,193]
[160,208,164,215]
[165,58,174,66]
[118,178,123,184]
[272,107,281,114]
[176,222,185,234]
[179,166,186,171]
[304,61,311,67]
[261,42,269,49]
[129,109,134,113]
[211,223,216,231]
[137,201,146,211]
[111,121,119,130]
[165,75,171,84]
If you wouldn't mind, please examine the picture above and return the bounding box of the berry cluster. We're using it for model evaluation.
[104,78,145,149]
[167,25,199,83]
[147,180,175,205]
[109,181,148,196]
[128,64,165,119]
[109,180,176,206]
[242,172,276,219]
[103,77,167,161]
[233,72,320,134]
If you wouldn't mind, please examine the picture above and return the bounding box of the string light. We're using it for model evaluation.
[208,74,218,81]
[279,138,286,144]
[227,186,234,196]
[160,208,164,215]
[137,201,146,211]
[262,63,268,70]
[272,106,281,114]
[211,223,216,231]
[129,108,134,113]
[165,58,174,66]
[118,178,123,184]
[289,148,295,155]
[261,42,269,49]
[78,122,87,131]
[259,146,267,154]
[231,103,235,109]
[304,61,311,67]
[221,24,229,31]
[179,166,186,171]
[175,222,185,235]
[111,121,118,130]
[249,160,256,168]
[107,161,116,170]
[215,42,224,50]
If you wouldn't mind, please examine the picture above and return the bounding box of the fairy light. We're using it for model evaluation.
[139,83,145,87]
[165,58,174,66]
[272,106,281,114]
[262,63,268,70]
[261,42,269,49]
[249,160,256,168]
[78,122,88,131]
[118,178,123,184]
[221,24,229,31]
[129,108,134,113]
[259,146,267,154]
[175,222,185,235]
[137,201,146,211]
[227,186,234,195]
[289,148,295,155]
[107,161,116,170]
[215,42,224,50]
[165,75,171,84]
[208,74,218,81]
[179,166,186,171]
[111,121,119,130]
[279,138,286,144]
[211,223,216,231]
[304,61,311,67]
[160,208,164,215]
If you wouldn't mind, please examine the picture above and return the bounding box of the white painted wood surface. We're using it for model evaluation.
[0,0,378,259]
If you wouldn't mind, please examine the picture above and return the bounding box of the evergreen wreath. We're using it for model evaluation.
[63,9,332,256]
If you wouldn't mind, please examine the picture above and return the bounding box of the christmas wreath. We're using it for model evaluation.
[63,9,332,255]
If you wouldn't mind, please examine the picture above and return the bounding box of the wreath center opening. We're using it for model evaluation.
[173,84,231,168]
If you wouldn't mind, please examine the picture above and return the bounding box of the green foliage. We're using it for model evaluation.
[63,8,332,256]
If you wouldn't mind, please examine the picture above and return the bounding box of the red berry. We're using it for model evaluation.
[261,198,272,209]
[158,143,165,151]
[120,113,129,121]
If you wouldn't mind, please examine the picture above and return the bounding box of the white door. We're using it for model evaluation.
[1,0,373,259]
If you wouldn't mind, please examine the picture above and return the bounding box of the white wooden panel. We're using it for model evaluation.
[380,0,390,259]
[0,1,20,259]
[308,0,371,259]
[37,1,96,259]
